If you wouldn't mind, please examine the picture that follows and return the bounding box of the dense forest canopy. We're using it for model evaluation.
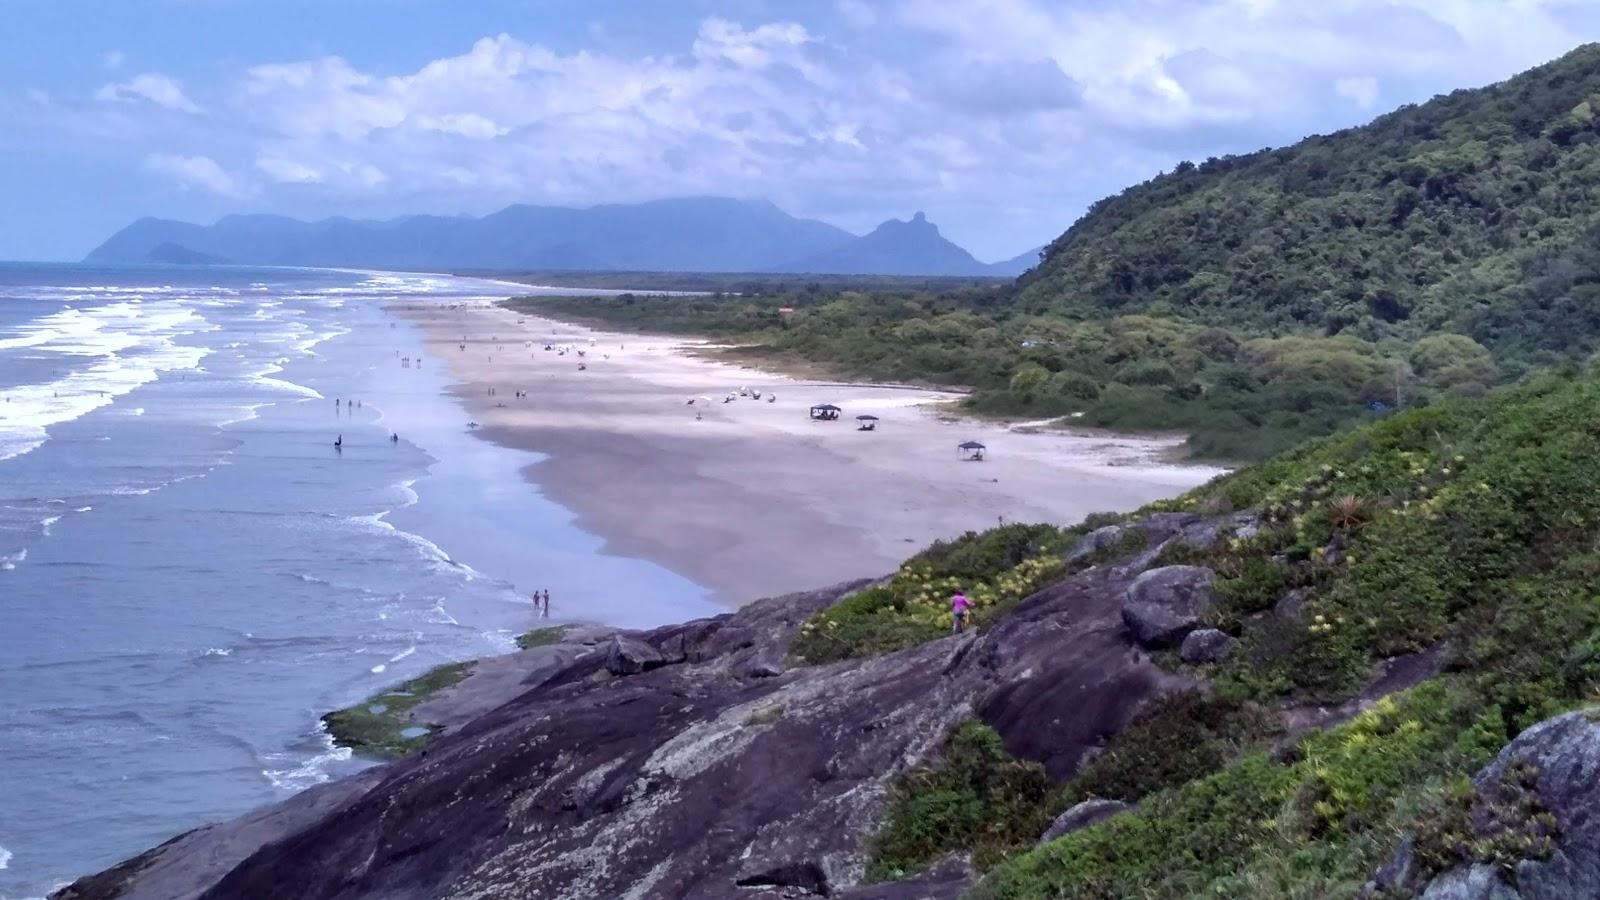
[1020,42,1600,356]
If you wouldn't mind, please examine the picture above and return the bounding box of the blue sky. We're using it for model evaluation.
[5,0,1600,262]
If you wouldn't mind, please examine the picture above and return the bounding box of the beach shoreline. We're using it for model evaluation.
[393,298,1226,606]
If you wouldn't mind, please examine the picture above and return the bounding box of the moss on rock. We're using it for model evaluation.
[322,661,474,759]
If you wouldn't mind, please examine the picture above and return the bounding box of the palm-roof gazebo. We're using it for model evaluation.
[958,440,986,461]
[856,414,879,431]
[809,403,842,421]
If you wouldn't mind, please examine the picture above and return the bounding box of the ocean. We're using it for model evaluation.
[0,264,718,899]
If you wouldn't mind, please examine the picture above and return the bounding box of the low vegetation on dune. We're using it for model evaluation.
[790,366,1600,897]
[513,293,1452,460]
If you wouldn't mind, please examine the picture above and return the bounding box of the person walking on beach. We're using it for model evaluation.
[951,591,972,634]
[542,590,551,618]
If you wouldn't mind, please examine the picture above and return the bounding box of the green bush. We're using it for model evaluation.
[788,587,947,665]
[868,720,1052,881]
[1065,692,1277,804]
[971,683,1498,899]
[791,525,1078,664]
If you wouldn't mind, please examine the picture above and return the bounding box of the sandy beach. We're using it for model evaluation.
[394,298,1226,605]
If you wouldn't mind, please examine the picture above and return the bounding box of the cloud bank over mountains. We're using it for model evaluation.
[9,0,1600,260]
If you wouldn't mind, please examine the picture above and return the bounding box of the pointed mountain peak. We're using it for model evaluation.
[872,211,940,236]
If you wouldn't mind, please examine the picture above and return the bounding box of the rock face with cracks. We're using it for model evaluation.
[56,517,1213,900]
[1369,707,1600,900]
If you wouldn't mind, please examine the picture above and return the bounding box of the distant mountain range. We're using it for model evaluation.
[86,197,1040,278]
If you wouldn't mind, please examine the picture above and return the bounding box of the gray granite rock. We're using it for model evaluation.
[1122,565,1216,648]
[1039,799,1131,844]
[1179,628,1237,664]
[604,634,666,676]
[1066,525,1128,563]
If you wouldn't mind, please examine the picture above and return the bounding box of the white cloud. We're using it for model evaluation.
[52,3,1600,259]
[96,73,200,113]
[243,58,405,140]
[143,153,241,196]
[893,0,1593,131]
[415,112,507,140]
[837,0,878,28]
[256,156,322,184]
[1335,75,1380,109]
[692,18,813,69]
[103,50,125,71]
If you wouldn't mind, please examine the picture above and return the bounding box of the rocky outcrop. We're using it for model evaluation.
[1039,799,1131,844]
[1065,524,1128,563]
[59,516,1206,900]
[1179,628,1237,664]
[1369,707,1600,899]
[61,505,1450,900]
[604,634,667,675]
[1122,565,1216,648]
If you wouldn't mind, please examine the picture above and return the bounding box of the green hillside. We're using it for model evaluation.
[826,365,1600,898]
[1019,43,1600,356]
[520,44,1600,460]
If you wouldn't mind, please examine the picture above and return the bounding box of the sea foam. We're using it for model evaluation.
[0,300,212,461]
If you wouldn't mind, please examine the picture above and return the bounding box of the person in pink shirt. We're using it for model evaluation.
[951,592,973,633]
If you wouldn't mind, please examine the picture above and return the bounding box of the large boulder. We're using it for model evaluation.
[1065,525,1128,564]
[1172,512,1259,553]
[1122,566,1216,648]
[1039,799,1131,844]
[1372,707,1600,899]
[1179,628,1237,664]
[604,634,666,676]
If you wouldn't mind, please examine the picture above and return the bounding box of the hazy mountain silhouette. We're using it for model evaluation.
[87,198,1021,277]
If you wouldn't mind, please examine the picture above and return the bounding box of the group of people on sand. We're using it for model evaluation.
[532,589,551,618]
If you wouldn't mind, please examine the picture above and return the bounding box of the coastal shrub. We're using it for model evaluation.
[970,682,1501,899]
[322,661,473,758]
[791,524,1076,664]
[1212,553,1299,618]
[963,372,1600,891]
[908,524,1067,584]
[788,587,947,665]
[868,720,1052,881]
[1410,760,1559,882]
[1063,692,1277,805]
